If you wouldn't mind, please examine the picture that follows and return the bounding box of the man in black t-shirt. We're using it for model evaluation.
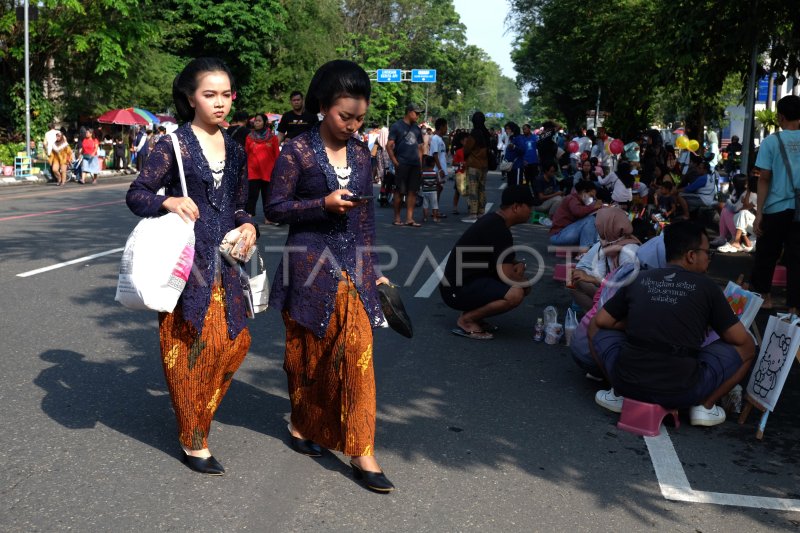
[277,90,318,143]
[588,221,755,426]
[439,186,535,340]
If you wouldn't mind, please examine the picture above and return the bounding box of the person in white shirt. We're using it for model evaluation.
[43,123,61,158]
[429,118,449,212]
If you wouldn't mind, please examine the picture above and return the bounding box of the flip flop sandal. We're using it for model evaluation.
[480,322,499,333]
[406,221,422,227]
[451,327,494,340]
[392,221,404,226]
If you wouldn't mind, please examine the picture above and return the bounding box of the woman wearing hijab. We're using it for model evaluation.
[461,111,491,222]
[570,207,641,312]
[245,113,281,225]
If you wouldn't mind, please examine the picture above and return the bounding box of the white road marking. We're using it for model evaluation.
[414,252,449,298]
[17,248,124,278]
[645,426,800,511]
[499,183,507,190]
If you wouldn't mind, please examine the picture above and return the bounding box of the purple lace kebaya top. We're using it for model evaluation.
[266,126,384,338]
[125,123,254,339]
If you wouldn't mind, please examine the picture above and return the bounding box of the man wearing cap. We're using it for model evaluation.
[387,104,425,226]
[439,185,535,340]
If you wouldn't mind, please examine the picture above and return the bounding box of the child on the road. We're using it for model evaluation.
[421,155,440,223]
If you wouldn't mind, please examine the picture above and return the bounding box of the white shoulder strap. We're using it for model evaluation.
[168,132,188,197]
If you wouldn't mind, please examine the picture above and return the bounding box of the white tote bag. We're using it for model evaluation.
[115,133,195,312]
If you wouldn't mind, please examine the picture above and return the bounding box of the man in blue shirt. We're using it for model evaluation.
[521,123,539,184]
[678,160,716,211]
[387,104,424,226]
[751,95,800,313]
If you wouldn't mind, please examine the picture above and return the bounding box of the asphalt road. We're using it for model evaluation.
[1,174,799,532]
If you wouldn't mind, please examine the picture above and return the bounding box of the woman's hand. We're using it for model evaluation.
[235,222,257,250]
[162,196,200,223]
[376,276,391,286]
[324,189,360,215]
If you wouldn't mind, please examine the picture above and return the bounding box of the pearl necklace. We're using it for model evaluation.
[334,165,351,188]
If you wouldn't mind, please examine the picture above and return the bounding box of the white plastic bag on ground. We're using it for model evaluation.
[543,305,558,325]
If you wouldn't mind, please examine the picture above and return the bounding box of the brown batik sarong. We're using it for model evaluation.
[159,283,250,450]
[283,275,376,457]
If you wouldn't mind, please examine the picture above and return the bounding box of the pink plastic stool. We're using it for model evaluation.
[617,398,680,437]
[772,265,787,288]
[553,263,575,282]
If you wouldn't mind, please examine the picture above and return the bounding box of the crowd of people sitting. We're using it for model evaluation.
[434,95,800,431]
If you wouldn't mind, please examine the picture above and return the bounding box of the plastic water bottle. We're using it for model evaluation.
[534,318,544,342]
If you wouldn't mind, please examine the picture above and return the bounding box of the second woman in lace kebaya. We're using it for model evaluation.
[126,57,256,476]
[266,60,395,493]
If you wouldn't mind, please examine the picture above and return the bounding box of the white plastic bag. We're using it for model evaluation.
[248,253,269,314]
[564,308,579,346]
[115,133,194,313]
[543,305,558,325]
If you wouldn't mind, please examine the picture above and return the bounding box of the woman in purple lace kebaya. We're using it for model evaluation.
[126,58,256,476]
[266,60,395,493]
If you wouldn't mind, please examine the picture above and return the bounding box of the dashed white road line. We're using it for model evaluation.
[645,426,800,511]
[17,248,124,278]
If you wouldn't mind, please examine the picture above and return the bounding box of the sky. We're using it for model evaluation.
[452,0,518,79]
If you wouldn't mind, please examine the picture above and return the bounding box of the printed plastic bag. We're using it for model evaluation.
[544,322,563,345]
[115,213,195,312]
[543,305,558,325]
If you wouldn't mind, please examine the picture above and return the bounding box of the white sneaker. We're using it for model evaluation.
[539,217,553,228]
[595,388,624,413]
[461,216,477,223]
[690,404,726,426]
[716,243,741,253]
[743,241,756,252]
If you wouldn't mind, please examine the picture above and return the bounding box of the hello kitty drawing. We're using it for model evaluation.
[752,332,791,399]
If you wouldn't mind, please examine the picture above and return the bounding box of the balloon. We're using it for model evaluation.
[609,139,624,155]
[675,135,688,149]
[687,139,700,152]
[568,140,580,153]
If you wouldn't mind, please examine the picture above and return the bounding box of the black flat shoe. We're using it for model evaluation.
[289,435,323,457]
[182,451,225,475]
[350,462,395,493]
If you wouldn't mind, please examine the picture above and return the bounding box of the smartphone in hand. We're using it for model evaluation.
[341,194,374,202]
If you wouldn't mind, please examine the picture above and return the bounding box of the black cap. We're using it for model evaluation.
[501,185,536,206]
[405,103,422,114]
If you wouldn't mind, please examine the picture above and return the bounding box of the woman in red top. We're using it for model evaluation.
[245,113,280,224]
[80,129,101,184]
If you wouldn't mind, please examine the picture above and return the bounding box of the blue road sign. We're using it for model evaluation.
[411,69,437,83]
[377,69,402,83]
[485,113,494,118]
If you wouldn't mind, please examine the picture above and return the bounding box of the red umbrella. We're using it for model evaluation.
[97,108,149,126]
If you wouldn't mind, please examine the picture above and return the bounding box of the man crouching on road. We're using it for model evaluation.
[588,220,755,426]
[439,185,534,340]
